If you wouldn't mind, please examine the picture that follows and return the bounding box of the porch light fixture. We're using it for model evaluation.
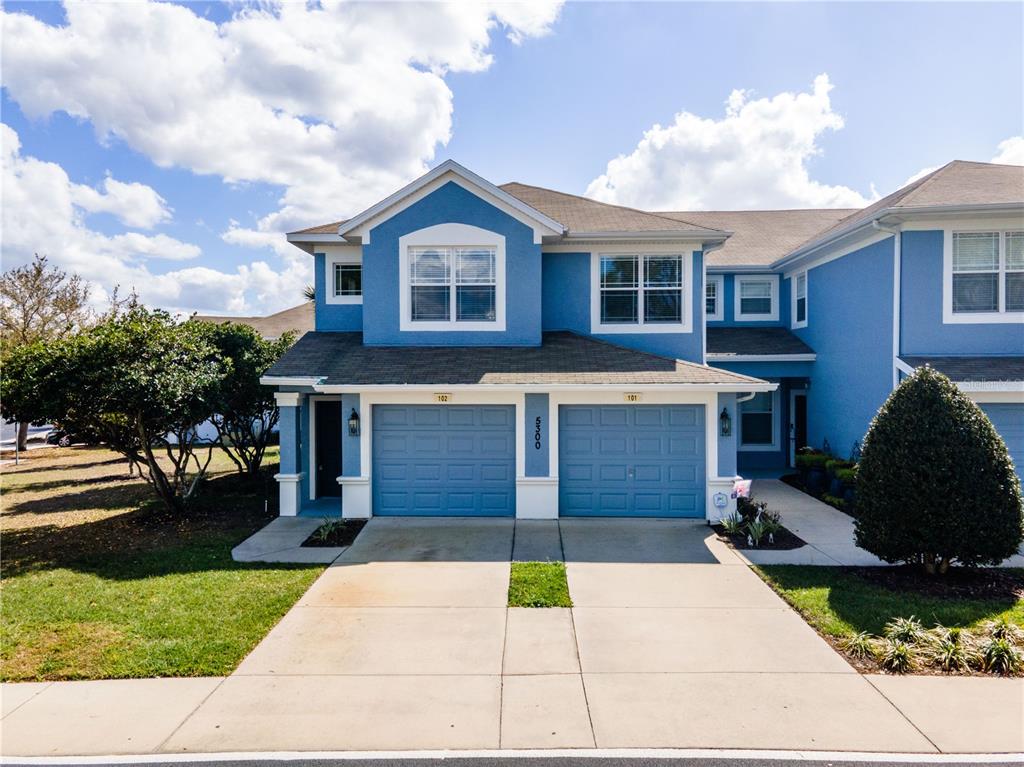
[719,407,732,437]
[347,408,360,437]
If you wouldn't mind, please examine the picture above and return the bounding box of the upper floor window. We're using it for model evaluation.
[952,231,1023,313]
[334,262,362,298]
[323,251,363,305]
[706,274,724,321]
[734,274,780,321]
[791,271,807,328]
[410,247,496,323]
[591,252,692,334]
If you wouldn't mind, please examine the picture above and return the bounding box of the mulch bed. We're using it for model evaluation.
[849,565,1024,602]
[301,519,367,547]
[712,523,806,550]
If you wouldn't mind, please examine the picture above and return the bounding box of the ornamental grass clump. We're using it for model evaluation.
[839,631,878,660]
[982,637,1021,676]
[854,367,1024,575]
[926,627,979,673]
[880,639,918,674]
[884,616,925,644]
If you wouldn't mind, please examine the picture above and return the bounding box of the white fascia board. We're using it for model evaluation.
[707,264,779,273]
[312,381,777,393]
[706,354,816,362]
[561,229,729,243]
[286,233,345,244]
[339,160,565,243]
[894,358,916,376]
[260,376,325,387]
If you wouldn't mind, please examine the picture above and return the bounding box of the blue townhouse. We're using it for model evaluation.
[262,160,1023,520]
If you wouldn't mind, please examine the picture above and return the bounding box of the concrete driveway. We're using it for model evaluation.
[156,517,944,754]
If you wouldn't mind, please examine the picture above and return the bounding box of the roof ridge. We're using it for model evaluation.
[656,207,859,215]
[896,160,960,207]
[502,182,727,234]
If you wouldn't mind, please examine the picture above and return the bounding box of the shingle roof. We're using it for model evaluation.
[289,220,347,235]
[656,209,857,267]
[192,303,314,340]
[499,183,722,236]
[706,327,815,357]
[900,356,1024,383]
[787,161,1024,260]
[265,331,767,386]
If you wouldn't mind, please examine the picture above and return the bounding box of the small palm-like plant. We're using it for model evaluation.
[982,637,1021,676]
[719,512,744,536]
[840,631,878,660]
[985,617,1024,645]
[880,639,918,673]
[927,627,979,673]
[746,517,769,547]
[884,616,924,644]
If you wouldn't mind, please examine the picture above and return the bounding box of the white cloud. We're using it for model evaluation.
[0,123,307,315]
[992,136,1024,166]
[70,176,172,229]
[584,74,873,210]
[1,0,564,252]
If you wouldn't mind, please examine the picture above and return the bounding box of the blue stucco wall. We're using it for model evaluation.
[525,393,549,476]
[278,404,299,474]
[314,252,364,332]
[341,393,361,477]
[900,230,1024,355]
[707,273,789,327]
[794,237,895,459]
[361,181,541,346]
[541,250,704,363]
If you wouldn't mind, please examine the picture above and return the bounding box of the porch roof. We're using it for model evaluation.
[900,355,1024,383]
[706,327,815,358]
[264,331,768,387]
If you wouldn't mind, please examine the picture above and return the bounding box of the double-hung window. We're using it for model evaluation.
[739,392,776,450]
[599,254,684,326]
[951,230,1024,315]
[792,272,807,328]
[735,275,779,321]
[409,246,496,323]
[705,274,724,321]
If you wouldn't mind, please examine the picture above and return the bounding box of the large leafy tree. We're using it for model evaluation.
[2,307,225,514]
[0,254,91,449]
[195,321,294,477]
[855,366,1023,574]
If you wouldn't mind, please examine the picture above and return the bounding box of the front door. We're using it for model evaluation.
[315,400,342,498]
[790,392,808,466]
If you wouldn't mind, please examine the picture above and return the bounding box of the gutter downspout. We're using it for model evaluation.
[701,241,727,366]
[872,220,902,389]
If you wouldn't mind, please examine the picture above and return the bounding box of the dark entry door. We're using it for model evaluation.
[315,400,342,497]
[792,393,808,466]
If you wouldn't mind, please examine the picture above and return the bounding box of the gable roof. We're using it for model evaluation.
[776,161,1024,268]
[264,331,770,388]
[192,303,313,340]
[656,209,856,267]
[500,182,727,238]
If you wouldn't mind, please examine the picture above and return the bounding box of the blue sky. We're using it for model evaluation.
[2,1,1021,315]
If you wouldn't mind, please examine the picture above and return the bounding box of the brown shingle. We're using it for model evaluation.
[192,303,313,340]
[265,331,766,386]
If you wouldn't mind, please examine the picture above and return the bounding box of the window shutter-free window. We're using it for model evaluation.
[795,273,807,324]
[409,246,497,324]
[1006,232,1024,312]
[599,254,683,326]
[706,280,718,316]
[740,392,774,447]
[740,279,772,316]
[333,263,362,297]
[952,232,999,313]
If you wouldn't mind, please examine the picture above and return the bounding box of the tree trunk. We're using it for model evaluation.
[17,421,29,452]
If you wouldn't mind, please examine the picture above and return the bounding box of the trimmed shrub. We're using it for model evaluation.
[854,366,1024,574]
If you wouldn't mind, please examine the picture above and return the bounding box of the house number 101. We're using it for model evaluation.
[534,416,542,450]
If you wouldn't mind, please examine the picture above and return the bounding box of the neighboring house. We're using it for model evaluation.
[263,159,1024,519]
[193,302,314,340]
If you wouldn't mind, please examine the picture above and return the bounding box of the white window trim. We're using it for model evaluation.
[589,250,694,334]
[790,270,808,329]
[398,223,506,332]
[324,252,363,305]
[734,274,780,322]
[706,274,724,322]
[738,388,780,452]
[943,227,1024,324]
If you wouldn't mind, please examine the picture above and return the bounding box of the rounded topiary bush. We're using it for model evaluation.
[855,366,1023,574]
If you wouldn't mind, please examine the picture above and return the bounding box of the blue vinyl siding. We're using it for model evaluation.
[372,405,515,516]
[980,403,1024,479]
[558,405,705,517]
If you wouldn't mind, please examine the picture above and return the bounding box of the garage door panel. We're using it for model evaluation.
[559,405,705,518]
[981,403,1024,478]
[372,405,515,516]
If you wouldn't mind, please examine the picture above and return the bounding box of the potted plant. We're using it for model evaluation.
[796,449,830,495]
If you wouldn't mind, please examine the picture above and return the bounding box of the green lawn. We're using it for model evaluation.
[755,565,1024,640]
[508,561,572,608]
[1,446,324,681]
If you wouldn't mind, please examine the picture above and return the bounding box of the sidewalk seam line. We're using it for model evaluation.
[863,675,943,754]
[151,677,229,754]
[0,680,53,721]
[562,519,598,748]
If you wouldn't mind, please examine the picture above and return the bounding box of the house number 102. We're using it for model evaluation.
[534,416,542,450]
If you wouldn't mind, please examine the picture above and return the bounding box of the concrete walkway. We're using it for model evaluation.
[744,479,1024,567]
[4,518,1022,757]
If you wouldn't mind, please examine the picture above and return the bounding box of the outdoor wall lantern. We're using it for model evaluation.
[347,408,360,437]
[719,407,732,437]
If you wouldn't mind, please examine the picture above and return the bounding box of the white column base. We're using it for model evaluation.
[706,476,740,522]
[338,476,371,519]
[275,473,304,517]
[516,477,559,519]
